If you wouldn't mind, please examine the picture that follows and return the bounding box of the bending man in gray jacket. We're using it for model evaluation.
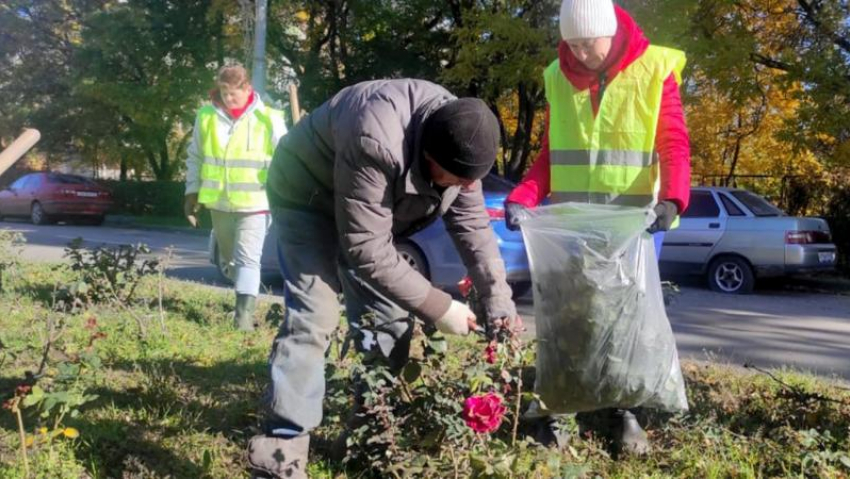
[248,79,519,478]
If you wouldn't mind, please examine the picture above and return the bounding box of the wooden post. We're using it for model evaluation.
[0,129,41,176]
[288,83,302,124]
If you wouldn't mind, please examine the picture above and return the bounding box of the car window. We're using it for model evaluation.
[20,176,36,190]
[682,191,720,218]
[27,175,42,189]
[47,174,98,186]
[9,176,28,189]
[718,193,745,216]
[730,190,784,217]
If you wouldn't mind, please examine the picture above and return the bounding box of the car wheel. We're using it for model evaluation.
[30,202,51,225]
[396,242,429,280]
[707,256,755,294]
[509,281,532,299]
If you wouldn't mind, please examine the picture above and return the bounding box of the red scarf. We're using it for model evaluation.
[210,89,255,120]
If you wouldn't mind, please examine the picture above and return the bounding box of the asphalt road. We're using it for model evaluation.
[5,220,850,379]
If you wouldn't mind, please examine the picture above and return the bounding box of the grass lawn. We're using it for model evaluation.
[1,261,849,478]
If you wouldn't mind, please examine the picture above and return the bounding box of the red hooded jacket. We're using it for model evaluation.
[506,6,691,212]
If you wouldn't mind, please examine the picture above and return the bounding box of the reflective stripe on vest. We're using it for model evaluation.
[546,45,685,210]
[196,104,283,209]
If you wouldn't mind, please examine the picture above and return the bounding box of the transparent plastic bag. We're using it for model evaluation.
[518,202,688,413]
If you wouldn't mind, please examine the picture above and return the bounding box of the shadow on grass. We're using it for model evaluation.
[75,353,361,477]
[680,367,850,444]
[1,357,264,477]
[69,417,210,478]
[0,375,29,433]
[14,282,62,310]
[89,358,268,439]
[158,296,231,327]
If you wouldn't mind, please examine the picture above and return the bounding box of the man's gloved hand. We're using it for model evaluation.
[488,315,525,341]
[647,200,678,234]
[504,202,527,232]
[184,193,200,228]
[434,300,477,336]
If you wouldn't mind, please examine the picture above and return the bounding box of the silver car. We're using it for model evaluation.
[659,187,837,294]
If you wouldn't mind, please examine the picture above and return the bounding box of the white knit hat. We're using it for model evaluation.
[559,0,618,41]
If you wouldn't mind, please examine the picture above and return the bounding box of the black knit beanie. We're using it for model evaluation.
[421,98,499,180]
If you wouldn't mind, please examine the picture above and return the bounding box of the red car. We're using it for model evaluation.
[0,172,113,225]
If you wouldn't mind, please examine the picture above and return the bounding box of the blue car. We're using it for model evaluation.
[395,174,531,297]
[210,173,531,296]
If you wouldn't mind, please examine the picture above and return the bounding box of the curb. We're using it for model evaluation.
[103,215,211,237]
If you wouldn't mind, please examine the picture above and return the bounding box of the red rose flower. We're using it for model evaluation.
[462,393,507,434]
[484,343,497,364]
[458,276,474,298]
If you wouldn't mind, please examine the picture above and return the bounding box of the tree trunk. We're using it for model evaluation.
[120,157,128,181]
[505,83,540,182]
[145,150,162,179]
[489,102,507,176]
[142,135,173,181]
[327,0,342,82]
[213,8,225,66]
[159,139,173,181]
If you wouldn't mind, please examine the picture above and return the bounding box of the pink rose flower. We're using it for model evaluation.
[462,393,507,434]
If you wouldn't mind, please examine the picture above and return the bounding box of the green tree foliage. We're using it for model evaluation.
[3,0,849,195]
[266,0,559,181]
[441,0,558,181]
[0,1,98,153]
[1,0,235,180]
[267,0,452,109]
[626,0,850,172]
[74,0,221,180]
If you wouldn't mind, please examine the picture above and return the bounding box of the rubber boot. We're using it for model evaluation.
[234,294,257,331]
[247,434,309,479]
[612,409,650,456]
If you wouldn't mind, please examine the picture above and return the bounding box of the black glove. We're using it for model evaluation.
[504,202,527,231]
[647,200,679,233]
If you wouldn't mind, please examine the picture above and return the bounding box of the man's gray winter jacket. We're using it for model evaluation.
[267,79,515,323]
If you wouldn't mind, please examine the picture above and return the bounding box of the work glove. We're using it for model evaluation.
[504,202,527,232]
[184,193,200,228]
[434,300,477,336]
[647,200,678,234]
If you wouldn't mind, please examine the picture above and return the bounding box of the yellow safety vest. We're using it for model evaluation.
[546,45,686,210]
[196,104,283,209]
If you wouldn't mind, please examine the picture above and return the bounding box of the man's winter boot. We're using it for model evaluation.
[521,415,569,449]
[612,409,650,456]
[247,434,309,479]
[234,294,257,331]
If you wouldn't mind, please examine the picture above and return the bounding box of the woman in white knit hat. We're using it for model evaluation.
[506,0,692,456]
